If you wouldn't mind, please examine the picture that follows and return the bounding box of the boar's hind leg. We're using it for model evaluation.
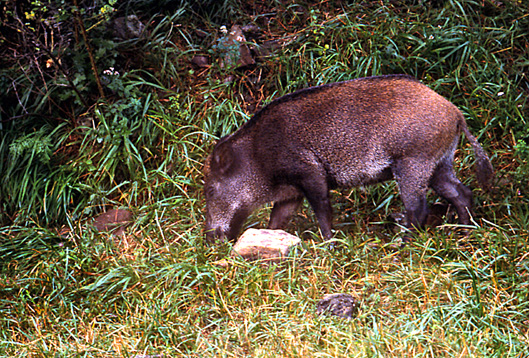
[430,161,473,225]
[268,194,304,230]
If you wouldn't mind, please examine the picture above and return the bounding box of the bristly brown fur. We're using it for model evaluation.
[204,75,493,241]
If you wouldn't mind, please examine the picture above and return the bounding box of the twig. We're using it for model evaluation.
[73,0,106,100]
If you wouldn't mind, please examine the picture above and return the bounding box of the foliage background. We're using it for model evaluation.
[0,0,528,356]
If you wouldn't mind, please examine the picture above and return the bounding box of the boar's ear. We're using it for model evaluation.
[212,140,235,175]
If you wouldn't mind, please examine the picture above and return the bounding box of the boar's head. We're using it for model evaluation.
[203,138,264,242]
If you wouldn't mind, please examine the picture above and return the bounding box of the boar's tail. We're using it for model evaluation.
[460,121,494,190]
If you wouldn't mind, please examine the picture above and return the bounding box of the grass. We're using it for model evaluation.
[1,0,529,356]
[2,226,528,356]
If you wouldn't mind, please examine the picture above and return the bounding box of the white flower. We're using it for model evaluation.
[103,67,119,76]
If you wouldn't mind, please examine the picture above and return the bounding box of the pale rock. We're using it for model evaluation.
[231,228,301,263]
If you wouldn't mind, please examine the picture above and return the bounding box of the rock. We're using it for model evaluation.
[215,25,255,69]
[316,293,359,319]
[252,39,284,59]
[222,75,235,84]
[191,55,210,68]
[231,228,301,263]
[110,15,145,40]
[93,208,132,236]
[228,25,255,68]
[241,24,261,33]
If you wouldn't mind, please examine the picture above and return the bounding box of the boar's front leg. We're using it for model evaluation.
[268,193,304,230]
[393,159,430,230]
[298,176,334,240]
[400,184,429,230]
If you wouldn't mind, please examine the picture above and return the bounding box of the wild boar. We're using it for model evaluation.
[203,75,493,242]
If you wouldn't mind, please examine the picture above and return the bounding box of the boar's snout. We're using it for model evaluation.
[204,206,250,242]
[204,225,224,243]
[204,220,239,243]
[204,198,247,241]
[204,211,224,242]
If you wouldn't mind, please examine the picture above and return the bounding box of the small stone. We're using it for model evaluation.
[216,25,255,69]
[316,293,359,319]
[191,55,210,68]
[93,208,132,236]
[212,258,230,268]
[231,228,301,263]
[222,75,235,84]
[252,39,283,58]
[110,15,145,40]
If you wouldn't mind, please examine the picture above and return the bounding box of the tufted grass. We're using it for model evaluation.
[1,0,529,356]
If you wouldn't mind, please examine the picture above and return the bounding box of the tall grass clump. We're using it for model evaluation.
[1,0,529,356]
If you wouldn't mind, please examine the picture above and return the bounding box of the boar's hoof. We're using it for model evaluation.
[323,238,346,251]
[205,232,227,244]
[400,235,413,249]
